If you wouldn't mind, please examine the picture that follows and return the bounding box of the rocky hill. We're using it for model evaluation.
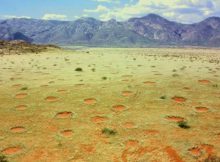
[1,14,220,47]
[0,40,59,55]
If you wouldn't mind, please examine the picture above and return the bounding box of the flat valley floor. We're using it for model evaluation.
[0,48,220,162]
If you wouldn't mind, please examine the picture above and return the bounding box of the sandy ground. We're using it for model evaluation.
[0,48,220,162]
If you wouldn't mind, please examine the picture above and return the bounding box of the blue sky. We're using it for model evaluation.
[0,0,220,23]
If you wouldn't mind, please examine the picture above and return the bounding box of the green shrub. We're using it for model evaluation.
[160,96,167,100]
[102,128,117,136]
[178,121,190,129]
[0,155,8,162]
[75,67,83,72]
[20,87,28,90]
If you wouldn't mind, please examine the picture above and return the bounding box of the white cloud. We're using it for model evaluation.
[42,13,67,20]
[84,5,109,13]
[94,0,220,23]
[2,15,31,19]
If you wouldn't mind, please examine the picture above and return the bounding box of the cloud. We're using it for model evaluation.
[42,13,67,20]
[84,5,109,13]
[94,0,220,23]
[2,15,31,19]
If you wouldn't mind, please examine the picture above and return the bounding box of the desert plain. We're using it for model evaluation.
[0,48,220,162]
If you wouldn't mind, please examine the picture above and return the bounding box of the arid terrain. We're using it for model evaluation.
[0,48,219,162]
[0,40,59,55]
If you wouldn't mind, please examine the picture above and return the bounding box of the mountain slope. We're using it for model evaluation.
[1,14,220,47]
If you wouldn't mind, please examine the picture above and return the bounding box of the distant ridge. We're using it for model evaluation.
[1,14,220,47]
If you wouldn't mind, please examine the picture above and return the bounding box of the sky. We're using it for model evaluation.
[0,0,220,23]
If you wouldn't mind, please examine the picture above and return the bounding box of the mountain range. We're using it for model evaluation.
[1,14,220,47]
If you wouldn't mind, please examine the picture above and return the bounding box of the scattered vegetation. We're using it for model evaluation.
[75,67,83,72]
[102,128,117,136]
[102,76,107,80]
[212,84,218,88]
[91,68,96,72]
[0,155,8,162]
[20,87,28,90]
[178,121,190,129]
[160,95,167,100]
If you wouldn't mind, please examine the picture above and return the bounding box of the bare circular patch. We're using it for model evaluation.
[122,91,133,97]
[60,130,73,137]
[1,147,22,155]
[172,96,187,103]
[84,98,97,105]
[143,129,159,135]
[112,105,126,112]
[91,116,108,123]
[45,96,58,102]
[166,116,185,122]
[10,126,25,133]
[195,107,209,113]
[198,80,211,84]
[15,105,27,111]
[56,112,72,119]
[15,93,28,99]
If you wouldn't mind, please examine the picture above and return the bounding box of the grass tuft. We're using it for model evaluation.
[212,84,218,88]
[102,77,107,80]
[75,67,83,72]
[178,121,190,129]
[160,96,167,100]
[20,87,28,90]
[102,128,117,136]
[0,155,8,162]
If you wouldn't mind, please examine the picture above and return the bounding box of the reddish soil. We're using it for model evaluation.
[91,116,108,123]
[164,146,184,162]
[112,105,126,112]
[195,107,209,112]
[122,91,133,97]
[45,96,58,102]
[172,96,187,103]
[55,111,72,119]
[143,129,160,135]
[10,126,25,133]
[1,147,22,155]
[15,105,27,111]
[15,93,28,99]
[166,116,185,122]
[80,144,96,154]
[60,130,73,137]
[84,98,97,105]
[188,147,202,157]
[198,80,211,84]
